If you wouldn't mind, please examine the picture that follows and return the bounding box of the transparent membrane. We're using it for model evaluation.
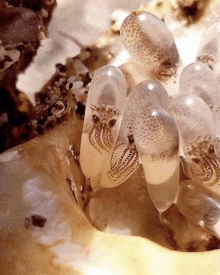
[178,61,220,137]
[120,11,182,97]
[80,65,127,190]
[177,180,220,239]
[196,22,220,74]
[179,62,220,109]
[169,94,220,193]
[133,107,179,213]
[120,11,180,77]
[101,80,169,188]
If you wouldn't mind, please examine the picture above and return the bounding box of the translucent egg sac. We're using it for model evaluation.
[179,62,219,109]
[169,95,220,192]
[177,180,220,239]
[101,80,169,188]
[133,107,179,185]
[133,107,179,212]
[80,65,127,189]
[196,22,220,73]
[120,11,180,78]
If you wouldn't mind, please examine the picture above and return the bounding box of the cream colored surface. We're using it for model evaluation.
[0,116,220,275]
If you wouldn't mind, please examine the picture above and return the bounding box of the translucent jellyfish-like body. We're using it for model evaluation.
[179,62,220,109]
[177,180,220,239]
[169,95,220,193]
[100,80,169,188]
[80,66,127,189]
[133,107,179,213]
[196,23,220,73]
[120,11,180,78]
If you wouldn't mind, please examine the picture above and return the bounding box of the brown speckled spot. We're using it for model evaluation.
[24,215,47,228]
[31,214,47,228]
[205,236,220,251]
[186,241,199,252]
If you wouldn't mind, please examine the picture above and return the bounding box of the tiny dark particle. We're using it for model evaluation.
[76,101,85,117]
[92,114,100,123]
[208,145,215,154]
[84,47,93,53]
[0,61,5,70]
[31,214,47,228]
[36,124,46,135]
[191,157,200,164]
[59,84,67,94]
[53,74,61,82]
[24,217,32,228]
[22,0,44,11]
[4,55,14,62]
[16,44,26,51]
[156,1,163,7]
[68,82,73,90]
[186,241,199,252]
[4,46,14,51]
[80,72,92,86]
[109,118,116,127]
[72,94,77,104]
[24,214,47,228]
[53,101,65,111]
[127,134,134,144]
[45,119,56,129]
[56,63,66,73]
[205,236,220,251]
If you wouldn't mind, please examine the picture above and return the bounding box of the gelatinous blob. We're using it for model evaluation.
[100,80,169,188]
[133,107,179,213]
[196,22,220,73]
[179,62,219,109]
[80,65,127,189]
[177,180,220,239]
[120,11,180,78]
[169,95,220,192]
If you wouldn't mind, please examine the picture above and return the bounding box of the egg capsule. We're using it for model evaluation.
[100,80,169,188]
[80,65,127,190]
[169,95,220,193]
[133,107,179,213]
[196,22,220,74]
[179,62,220,109]
[177,180,220,239]
[120,11,180,79]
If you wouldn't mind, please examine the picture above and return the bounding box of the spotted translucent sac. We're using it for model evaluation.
[196,22,220,74]
[179,62,220,110]
[80,65,127,190]
[100,80,169,188]
[177,180,220,239]
[120,11,180,79]
[133,106,179,213]
[169,94,220,194]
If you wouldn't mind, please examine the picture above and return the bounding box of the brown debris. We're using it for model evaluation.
[170,0,211,24]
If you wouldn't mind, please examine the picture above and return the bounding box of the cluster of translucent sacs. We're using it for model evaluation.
[80,12,220,238]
